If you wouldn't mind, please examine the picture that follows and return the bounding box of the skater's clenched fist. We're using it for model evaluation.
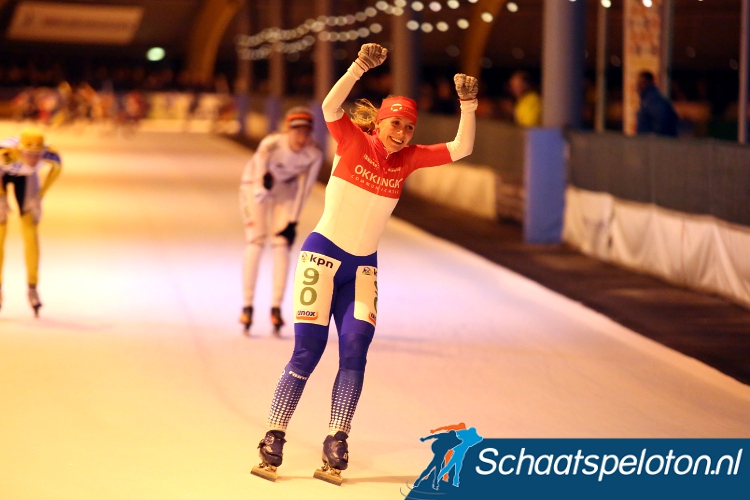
[454,74,479,101]
[357,43,387,70]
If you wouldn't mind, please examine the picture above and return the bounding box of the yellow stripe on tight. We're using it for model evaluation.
[19,212,39,286]
[0,222,6,286]
[39,160,62,198]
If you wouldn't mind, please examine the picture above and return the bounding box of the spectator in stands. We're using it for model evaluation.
[636,71,678,137]
[508,70,541,127]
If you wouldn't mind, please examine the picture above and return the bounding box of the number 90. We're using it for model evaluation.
[300,267,320,305]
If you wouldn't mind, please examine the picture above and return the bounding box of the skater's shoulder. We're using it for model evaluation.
[0,137,19,149]
[303,140,324,157]
[43,146,61,162]
[258,133,284,151]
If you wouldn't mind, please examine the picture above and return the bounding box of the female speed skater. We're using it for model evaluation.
[239,107,323,335]
[0,127,62,316]
[251,43,478,485]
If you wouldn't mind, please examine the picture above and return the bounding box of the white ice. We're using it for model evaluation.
[1,123,748,500]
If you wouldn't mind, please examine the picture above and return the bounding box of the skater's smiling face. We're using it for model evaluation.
[376,116,415,154]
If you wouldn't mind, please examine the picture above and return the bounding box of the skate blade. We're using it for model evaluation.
[314,468,343,486]
[251,464,278,482]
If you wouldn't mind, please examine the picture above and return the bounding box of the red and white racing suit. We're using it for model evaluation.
[265,60,477,436]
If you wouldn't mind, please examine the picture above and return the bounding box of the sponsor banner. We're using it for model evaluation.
[7,1,143,44]
[404,434,749,499]
[353,265,377,326]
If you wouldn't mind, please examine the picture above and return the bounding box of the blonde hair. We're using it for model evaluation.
[350,98,379,133]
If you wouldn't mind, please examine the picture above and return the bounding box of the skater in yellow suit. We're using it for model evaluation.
[0,127,62,316]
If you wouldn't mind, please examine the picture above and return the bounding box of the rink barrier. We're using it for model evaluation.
[567,132,750,227]
[405,117,750,307]
[565,132,750,309]
[410,115,567,243]
[409,114,526,222]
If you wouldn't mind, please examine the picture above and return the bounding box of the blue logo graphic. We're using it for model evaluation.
[405,423,484,498]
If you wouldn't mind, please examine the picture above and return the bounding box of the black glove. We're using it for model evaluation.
[276,222,297,246]
[263,172,275,190]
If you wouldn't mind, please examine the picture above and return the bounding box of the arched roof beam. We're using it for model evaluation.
[460,0,508,78]
[185,0,244,85]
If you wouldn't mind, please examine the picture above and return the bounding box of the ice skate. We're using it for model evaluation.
[0,287,3,312]
[313,431,349,486]
[239,306,253,335]
[251,430,286,482]
[270,307,284,336]
[28,286,41,318]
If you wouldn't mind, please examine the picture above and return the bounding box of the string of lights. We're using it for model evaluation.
[235,0,491,61]
[236,0,667,61]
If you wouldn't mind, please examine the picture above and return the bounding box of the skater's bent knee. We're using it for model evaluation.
[338,331,374,371]
[245,234,266,245]
[270,235,289,248]
[289,334,327,375]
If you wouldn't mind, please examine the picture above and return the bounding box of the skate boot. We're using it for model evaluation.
[251,430,286,482]
[239,306,253,335]
[270,307,284,336]
[28,286,41,318]
[314,431,349,486]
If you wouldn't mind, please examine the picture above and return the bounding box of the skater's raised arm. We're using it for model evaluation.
[321,43,387,123]
[444,74,478,162]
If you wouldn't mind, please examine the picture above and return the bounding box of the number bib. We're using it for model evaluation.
[353,266,378,326]
[293,251,341,326]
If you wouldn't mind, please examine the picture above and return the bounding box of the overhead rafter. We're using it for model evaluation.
[460,0,507,78]
[185,0,245,84]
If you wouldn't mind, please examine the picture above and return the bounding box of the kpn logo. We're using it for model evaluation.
[404,423,483,499]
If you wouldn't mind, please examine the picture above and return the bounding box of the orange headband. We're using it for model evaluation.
[286,112,313,129]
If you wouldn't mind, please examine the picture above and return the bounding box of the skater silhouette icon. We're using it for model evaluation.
[405,423,484,498]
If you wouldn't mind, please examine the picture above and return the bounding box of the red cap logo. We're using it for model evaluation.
[377,97,418,124]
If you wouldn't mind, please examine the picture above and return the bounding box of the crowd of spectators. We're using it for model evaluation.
[0,60,744,139]
[413,69,744,139]
[0,62,236,131]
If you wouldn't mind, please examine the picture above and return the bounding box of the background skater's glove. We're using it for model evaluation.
[454,74,479,101]
[253,185,270,204]
[262,172,275,190]
[276,222,298,246]
[0,148,19,166]
[357,43,387,70]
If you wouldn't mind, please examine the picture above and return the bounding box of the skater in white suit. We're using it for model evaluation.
[239,107,323,334]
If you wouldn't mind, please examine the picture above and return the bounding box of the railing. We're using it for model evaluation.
[568,131,750,227]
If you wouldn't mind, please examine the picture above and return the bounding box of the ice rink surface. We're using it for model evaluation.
[1,122,749,499]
